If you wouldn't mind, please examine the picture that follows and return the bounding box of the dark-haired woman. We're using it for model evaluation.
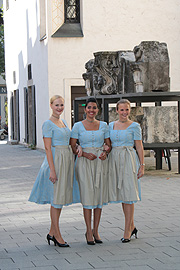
[108,99,144,243]
[70,98,111,245]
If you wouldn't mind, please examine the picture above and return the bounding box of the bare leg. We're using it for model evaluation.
[122,203,135,232]
[83,208,94,241]
[122,203,134,239]
[49,206,65,244]
[93,208,102,240]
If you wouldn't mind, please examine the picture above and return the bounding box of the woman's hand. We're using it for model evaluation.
[49,170,57,184]
[104,138,112,154]
[137,165,144,179]
[99,150,107,160]
[83,152,97,160]
[103,144,110,152]
[76,145,83,157]
[135,140,144,179]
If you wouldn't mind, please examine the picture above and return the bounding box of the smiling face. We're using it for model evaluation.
[84,102,99,119]
[116,103,131,122]
[50,98,64,116]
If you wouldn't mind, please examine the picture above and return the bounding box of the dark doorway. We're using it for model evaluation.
[10,90,20,141]
[71,86,86,125]
[24,86,36,145]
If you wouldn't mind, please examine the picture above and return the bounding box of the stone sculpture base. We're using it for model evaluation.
[109,106,178,143]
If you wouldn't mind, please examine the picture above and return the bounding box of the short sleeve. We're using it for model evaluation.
[102,122,110,139]
[109,122,114,131]
[71,122,79,139]
[134,123,142,140]
[42,121,53,138]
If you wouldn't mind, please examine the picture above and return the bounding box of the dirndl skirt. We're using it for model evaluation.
[75,147,108,209]
[108,146,141,204]
[29,145,74,208]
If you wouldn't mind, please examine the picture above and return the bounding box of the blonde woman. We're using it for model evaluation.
[108,99,144,243]
[29,95,79,247]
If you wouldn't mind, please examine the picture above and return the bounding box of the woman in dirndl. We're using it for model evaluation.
[29,95,79,247]
[108,99,144,243]
[70,97,111,245]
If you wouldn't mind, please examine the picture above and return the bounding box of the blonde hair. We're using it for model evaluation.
[116,99,131,110]
[50,95,64,104]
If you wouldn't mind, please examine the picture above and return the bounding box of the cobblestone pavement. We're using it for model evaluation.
[0,142,180,270]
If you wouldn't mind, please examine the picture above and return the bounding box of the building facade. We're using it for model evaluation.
[0,0,6,129]
[3,0,180,149]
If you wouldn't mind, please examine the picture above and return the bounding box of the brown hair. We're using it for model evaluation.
[116,99,131,110]
[50,95,64,104]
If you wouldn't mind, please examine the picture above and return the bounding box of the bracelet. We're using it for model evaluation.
[140,163,145,166]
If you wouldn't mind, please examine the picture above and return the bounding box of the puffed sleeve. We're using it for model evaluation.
[42,121,53,138]
[71,122,79,139]
[102,122,110,139]
[134,123,142,140]
[109,121,114,131]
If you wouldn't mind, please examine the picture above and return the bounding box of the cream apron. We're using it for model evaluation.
[53,145,74,205]
[108,146,140,202]
[75,147,108,207]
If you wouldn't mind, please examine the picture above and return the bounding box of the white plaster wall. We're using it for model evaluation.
[4,0,48,149]
[47,0,180,128]
[4,0,180,147]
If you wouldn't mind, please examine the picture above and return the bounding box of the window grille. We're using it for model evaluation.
[64,0,80,23]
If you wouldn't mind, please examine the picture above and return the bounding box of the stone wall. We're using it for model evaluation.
[109,106,178,143]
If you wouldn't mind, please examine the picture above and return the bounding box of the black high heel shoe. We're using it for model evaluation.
[121,237,131,243]
[93,234,103,244]
[47,234,55,245]
[131,227,138,238]
[85,233,95,245]
[53,236,70,247]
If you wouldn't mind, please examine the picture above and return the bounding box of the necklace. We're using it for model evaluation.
[52,114,60,119]
[118,119,129,123]
[86,118,95,123]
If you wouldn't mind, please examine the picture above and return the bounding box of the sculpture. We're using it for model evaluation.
[133,41,170,92]
[82,41,170,96]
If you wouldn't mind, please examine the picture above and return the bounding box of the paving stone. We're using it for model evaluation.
[0,258,15,267]
[0,143,180,270]
[19,267,56,270]
[126,258,164,267]
[31,258,80,269]
[88,260,129,268]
